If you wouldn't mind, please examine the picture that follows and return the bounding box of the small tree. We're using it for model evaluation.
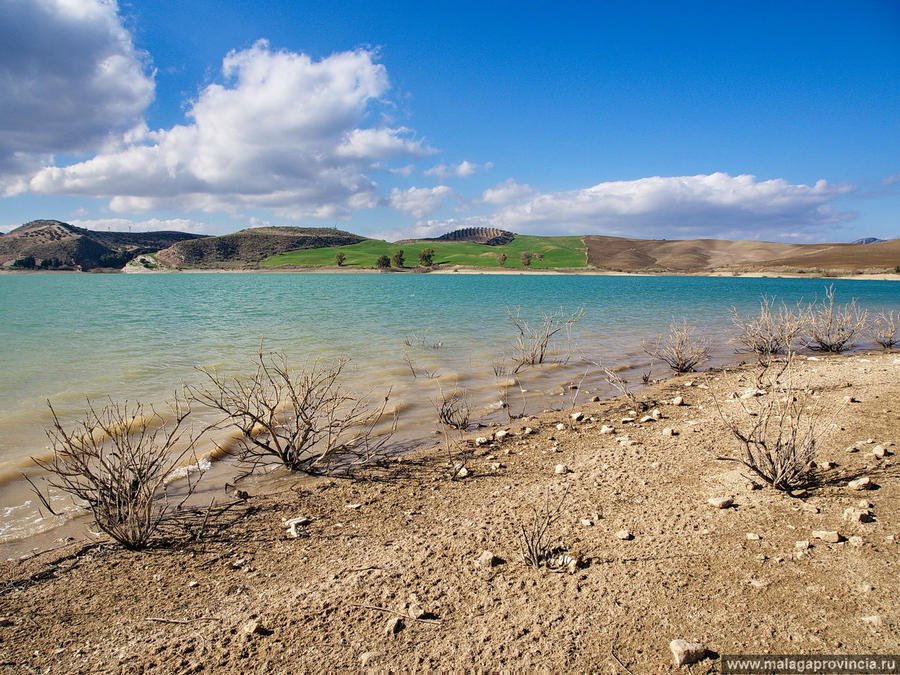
[730,295,805,367]
[644,320,710,373]
[418,248,434,266]
[35,395,202,550]
[334,251,346,267]
[497,253,507,267]
[391,250,405,268]
[521,251,532,267]
[376,254,391,269]
[192,350,396,475]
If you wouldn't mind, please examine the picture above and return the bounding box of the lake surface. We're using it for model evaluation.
[1,272,897,549]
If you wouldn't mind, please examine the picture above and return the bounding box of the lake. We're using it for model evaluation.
[1,272,897,549]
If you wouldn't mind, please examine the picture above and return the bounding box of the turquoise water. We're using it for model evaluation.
[1,272,897,545]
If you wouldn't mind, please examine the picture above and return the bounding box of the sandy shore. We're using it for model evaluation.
[1,350,898,671]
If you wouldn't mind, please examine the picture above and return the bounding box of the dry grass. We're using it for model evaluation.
[35,394,202,550]
[191,349,396,475]
[518,487,569,568]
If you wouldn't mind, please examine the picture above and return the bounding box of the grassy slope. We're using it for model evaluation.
[261,235,587,269]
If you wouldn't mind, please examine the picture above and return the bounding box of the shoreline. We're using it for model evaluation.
[2,350,897,670]
[7,266,897,281]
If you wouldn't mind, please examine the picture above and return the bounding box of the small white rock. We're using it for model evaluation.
[669,639,706,666]
[708,496,734,509]
[599,425,615,434]
[475,436,489,446]
[672,396,685,406]
[849,536,865,547]
[795,540,810,550]
[812,530,843,543]
[476,550,498,567]
[848,476,874,490]
[456,466,469,478]
[615,529,633,540]
[495,429,510,441]
[580,518,594,527]
[663,427,677,437]
[571,411,584,422]
[554,464,569,475]
[556,423,566,431]
[746,532,761,541]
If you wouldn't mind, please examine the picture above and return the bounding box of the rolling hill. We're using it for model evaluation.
[0,220,204,270]
[156,226,365,268]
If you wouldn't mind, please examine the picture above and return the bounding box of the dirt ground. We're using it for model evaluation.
[1,351,898,673]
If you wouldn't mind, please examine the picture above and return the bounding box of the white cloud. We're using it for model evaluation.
[0,0,154,189]
[70,217,216,234]
[20,41,432,220]
[387,185,456,219]
[388,164,415,177]
[486,173,854,239]
[480,178,538,206]
[424,160,492,179]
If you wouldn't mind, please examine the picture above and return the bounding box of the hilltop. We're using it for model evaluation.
[0,220,204,271]
[156,226,365,268]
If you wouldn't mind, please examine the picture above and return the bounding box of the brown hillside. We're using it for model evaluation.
[0,220,204,270]
[585,235,899,273]
[156,226,366,267]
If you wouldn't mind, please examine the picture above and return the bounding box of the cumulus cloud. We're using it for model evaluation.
[70,217,216,234]
[479,178,538,206]
[487,173,853,239]
[424,160,492,179]
[387,185,456,219]
[20,41,433,219]
[0,0,154,188]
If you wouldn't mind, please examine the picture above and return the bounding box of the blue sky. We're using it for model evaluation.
[1,0,898,242]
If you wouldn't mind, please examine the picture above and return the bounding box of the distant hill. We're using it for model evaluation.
[0,220,204,270]
[851,237,885,245]
[156,226,366,268]
[585,235,900,274]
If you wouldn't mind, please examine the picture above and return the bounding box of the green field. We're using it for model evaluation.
[261,235,587,269]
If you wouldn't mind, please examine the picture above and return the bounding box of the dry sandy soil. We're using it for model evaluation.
[1,351,898,673]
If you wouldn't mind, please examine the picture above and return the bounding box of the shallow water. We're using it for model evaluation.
[1,272,897,549]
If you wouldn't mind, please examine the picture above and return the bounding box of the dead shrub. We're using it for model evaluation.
[712,364,835,491]
[35,394,202,550]
[519,486,569,568]
[730,295,806,365]
[644,319,710,373]
[507,306,584,373]
[191,350,396,475]
[804,284,868,352]
[869,310,898,350]
[432,386,471,430]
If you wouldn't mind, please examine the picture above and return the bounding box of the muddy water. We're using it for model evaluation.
[2,272,897,553]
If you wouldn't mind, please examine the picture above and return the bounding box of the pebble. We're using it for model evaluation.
[639,415,655,423]
[345,503,362,509]
[843,508,873,523]
[650,408,661,420]
[599,425,615,434]
[188,580,199,588]
[621,417,635,424]
[475,437,489,446]
[795,540,810,550]
[522,427,534,435]
[663,427,678,437]
[554,464,569,475]
[360,652,381,666]
[748,579,769,589]
[284,516,311,538]
[490,462,504,471]
[591,395,601,402]
[580,518,594,527]
[456,466,470,478]
[0,617,12,627]
[243,620,272,636]
[556,423,566,431]
[384,616,404,635]
[849,536,865,547]
[570,412,584,422]
[861,615,882,628]
[708,496,734,509]
[672,396,685,406]
[476,550,498,567]
[857,500,872,509]
[848,476,875,490]
[669,639,706,666]
[812,530,843,543]
[872,445,887,459]
[495,429,510,441]
[615,529,633,540]
[746,533,761,541]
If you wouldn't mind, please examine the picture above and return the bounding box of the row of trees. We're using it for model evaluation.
[333,248,547,268]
